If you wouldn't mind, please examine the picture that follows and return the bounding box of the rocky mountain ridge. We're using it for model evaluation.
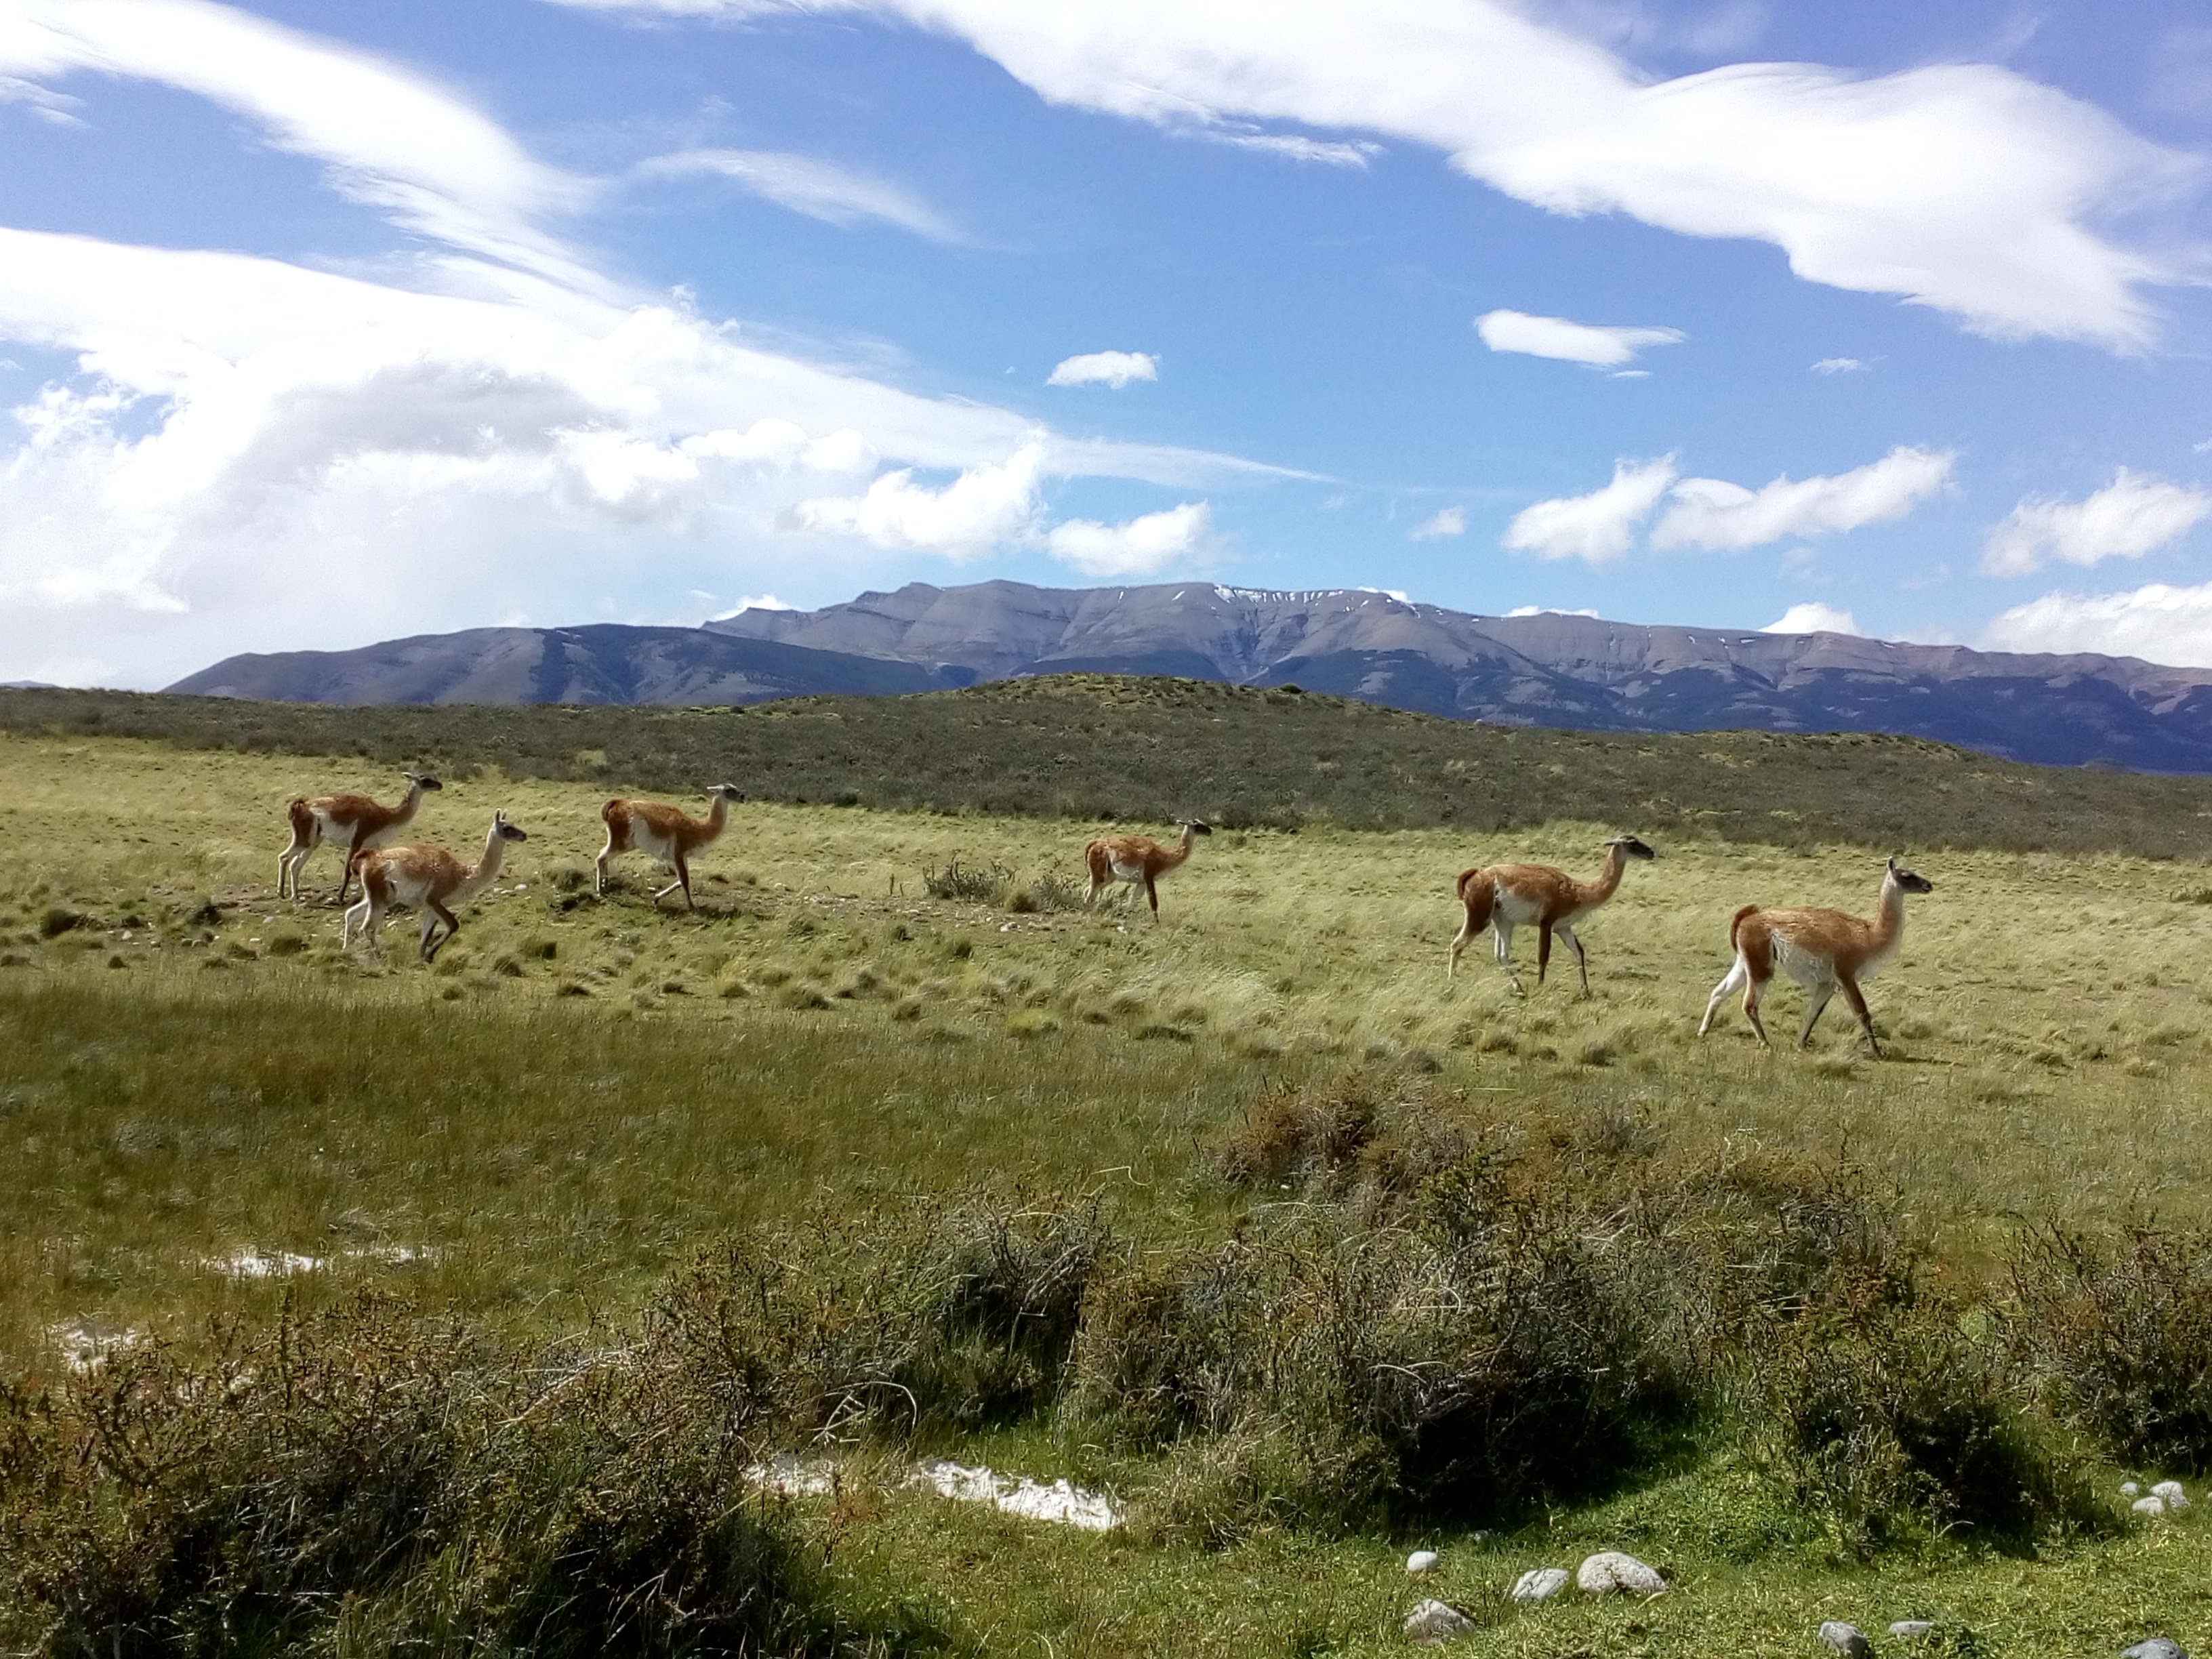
[171,579,2212,772]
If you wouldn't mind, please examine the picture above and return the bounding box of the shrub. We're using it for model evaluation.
[2012,1225,2212,1472]
[921,859,1008,903]
[1750,1258,2100,1555]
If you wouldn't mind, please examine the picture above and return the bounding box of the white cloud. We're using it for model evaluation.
[635,148,959,240]
[1980,468,2212,576]
[2,0,601,293]
[552,0,2196,346]
[1410,506,1465,540]
[1502,455,1677,563]
[1476,309,1684,367]
[1046,500,1211,575]
[1651,445,1952,552]
[711,592,793,618]
[1984,582,2212,667]
[1762,600,1859,634]
[1047,350,1159,388]
[1810,356,1866,374]
[0,1,1300,684]
[789,443,1046,558]
[1504,604,1599,617]
[1205,130,1381,167]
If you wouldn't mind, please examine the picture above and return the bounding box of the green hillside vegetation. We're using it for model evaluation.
[3,712,2212,1656]
[5,675,2211,855]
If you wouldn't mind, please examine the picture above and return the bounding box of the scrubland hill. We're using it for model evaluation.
[3,687,2212,1657]
[171,577,2212,770]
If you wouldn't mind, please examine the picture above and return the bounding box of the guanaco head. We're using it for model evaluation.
[403,772,443,792]
[1606,834,1657,861]
[708,783,745,804]
[1885,855,1933,895]
[1180,819,1214,836]
[492,811,529,844]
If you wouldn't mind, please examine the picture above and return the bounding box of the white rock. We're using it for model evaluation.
[1511,1567,1570,1603]
[2121,1481,2142,1498]
[2133,1494,2167,1517]
[2153,1480,2188,1510]
[1890,1621,1935,1639]
[1406,1550,1440,1575]
[1403,1599,1475,1643]
[1819,1622,1872,1657]
[1576,1551,1666,1595]
[2122,1639,2188,1659]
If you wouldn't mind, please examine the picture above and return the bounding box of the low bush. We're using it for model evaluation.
[2012,1224,2212,1473]
[1750,1258,2101,1555]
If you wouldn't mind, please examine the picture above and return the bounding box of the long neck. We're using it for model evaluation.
[1581,844,1626,905]
[394,780,424,823]
[465,825,509,890]
[1870,874,1908,949]
[701,794,730,841]
[1160,825,1195,869]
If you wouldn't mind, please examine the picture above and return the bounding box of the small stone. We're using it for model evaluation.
[1576,1551,1666,1596]
[1819,1622,1872,1658]
[1890,1622,1935,1639]
[1406,1550,1440,1575]
[1511,1567,1570,1603]
[2121,1480,2142,1498]
[1403,1599,1475,1643]
[2153,1480,2189,1511]
[2133,1494,2167,1517]
[2122,1640,2188,1659]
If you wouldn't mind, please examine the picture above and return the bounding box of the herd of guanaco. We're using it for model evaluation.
[283,771,1934,1053]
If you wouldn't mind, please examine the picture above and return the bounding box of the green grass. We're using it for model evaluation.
[8,672,2212,852]
[5,720,2212,1656]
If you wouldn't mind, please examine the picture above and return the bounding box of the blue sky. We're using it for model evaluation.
[1,0,2210,685]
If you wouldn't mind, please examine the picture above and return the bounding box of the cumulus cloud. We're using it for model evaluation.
[1763,600,1859,634]
[1810,356,1866,373]
[1047,350,1159,388]
[552,0,2196,346]
[1650,446,1952,552]
[1410,506,1465,540]
[1045,500,1211,575]
[1984,582,2212,667]
[789,443,1046,558]
[635,148,959,239]
[1980,468,2212,577]
[1502,455,1677,563]
[1476,309,1685,367]
[0,2,1288,685]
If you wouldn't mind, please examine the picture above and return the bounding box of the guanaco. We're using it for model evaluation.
[1084,819,1210,919]
[596,784,745,908]
[1698,856,1935,1056]
[278,772,441,903]
[1448,834,1656,995]
[342,811,528,963]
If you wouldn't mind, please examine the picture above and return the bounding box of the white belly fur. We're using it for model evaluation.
[1493,888,1544,926]
[1107,858,1145,882]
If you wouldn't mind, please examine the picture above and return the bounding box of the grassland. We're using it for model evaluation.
[5,708,2212,1656]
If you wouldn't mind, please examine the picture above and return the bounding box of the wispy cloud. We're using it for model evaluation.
[1980,469,2212,576]
[1810,356,1866,374]
[635,148,960,240]
[1409,506,1466,540]
[1652,447,1953,552]
[1477,309,1684,368]
[552,0,2198,346]
[1047,350,1158,389]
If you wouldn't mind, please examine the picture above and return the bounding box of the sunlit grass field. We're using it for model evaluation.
[6,724,2212,1656]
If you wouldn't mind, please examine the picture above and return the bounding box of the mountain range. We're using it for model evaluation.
[171,579,2212,772]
